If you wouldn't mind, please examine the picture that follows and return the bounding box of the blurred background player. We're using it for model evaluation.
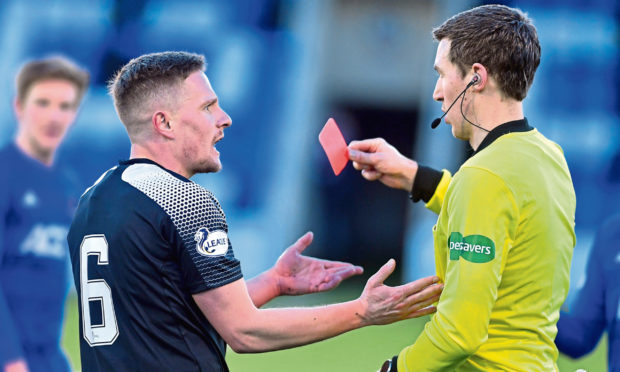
[555,213,620,371]
[348,5,576,371]
[0,57,89,372]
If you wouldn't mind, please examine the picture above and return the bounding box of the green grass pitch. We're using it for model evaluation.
[61,286,606,371]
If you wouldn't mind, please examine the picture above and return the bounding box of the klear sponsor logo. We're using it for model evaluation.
[448,232,495,263]
[194,227,229,256]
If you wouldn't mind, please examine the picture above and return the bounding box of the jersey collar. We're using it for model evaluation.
[471,118,533,157]
[119,158,191,182]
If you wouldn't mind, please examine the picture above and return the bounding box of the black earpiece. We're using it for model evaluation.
[431,75,480,129]
[430,73,488,132]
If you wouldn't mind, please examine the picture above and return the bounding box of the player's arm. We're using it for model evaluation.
[555,217,614,357]
[193,260,442,353]
[0,182,29,372]
[348,138,451,214]
[397,168,516,370]
[0,293,29,372]
[246,232,363,308]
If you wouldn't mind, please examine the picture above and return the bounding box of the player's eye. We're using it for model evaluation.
[203,99,218,113]
[60,102,74,111]
[34,99,50,107]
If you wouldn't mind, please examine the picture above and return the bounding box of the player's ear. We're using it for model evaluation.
[13,98,23,121]
[152,111,175,139]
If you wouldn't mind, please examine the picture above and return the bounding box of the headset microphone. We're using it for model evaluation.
[431,74,480,129]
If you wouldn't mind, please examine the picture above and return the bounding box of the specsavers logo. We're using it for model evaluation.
[194,227,229,256]
[448,232,495,263]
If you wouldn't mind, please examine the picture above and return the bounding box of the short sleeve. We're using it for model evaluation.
[425,169,452,215]
[173,191,242,293]
[121,163,242,294]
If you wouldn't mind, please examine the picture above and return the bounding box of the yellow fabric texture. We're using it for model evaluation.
[424,169,452,214]
[399,130,576,371]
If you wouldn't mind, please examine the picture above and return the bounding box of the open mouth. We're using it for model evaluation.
[213,134,224,152]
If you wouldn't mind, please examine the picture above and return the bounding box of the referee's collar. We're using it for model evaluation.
[470,118,533,157]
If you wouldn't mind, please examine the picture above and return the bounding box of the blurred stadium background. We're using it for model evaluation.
[0,0,617,371]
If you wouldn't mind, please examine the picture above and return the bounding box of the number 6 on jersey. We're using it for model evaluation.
[79,235,119,346]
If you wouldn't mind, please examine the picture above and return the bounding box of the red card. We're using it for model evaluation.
[319,118,349,176]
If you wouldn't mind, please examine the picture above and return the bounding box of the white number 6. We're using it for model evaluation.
[79,235,119,346]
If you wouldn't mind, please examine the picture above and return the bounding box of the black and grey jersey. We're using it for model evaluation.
[67,158,242,372]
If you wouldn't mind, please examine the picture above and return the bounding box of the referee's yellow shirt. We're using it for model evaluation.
[398,129,576,371]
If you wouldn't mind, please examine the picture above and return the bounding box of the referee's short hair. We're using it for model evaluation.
[108,51,205,139]
[433,4,540,101]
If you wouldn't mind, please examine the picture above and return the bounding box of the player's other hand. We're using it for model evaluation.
[348,138,418,191]
[4,359,29,372]
[357,259,442,326]
[272,232,364,296]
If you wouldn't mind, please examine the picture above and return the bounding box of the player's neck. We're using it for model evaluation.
[130,144,192,179]
[14,135,55,167]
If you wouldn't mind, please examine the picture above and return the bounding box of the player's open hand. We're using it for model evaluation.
[358,259,442,326]
[273,232,364,296]
[348,138,418,191]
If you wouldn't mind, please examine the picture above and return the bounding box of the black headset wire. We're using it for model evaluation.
[459,83,489,133]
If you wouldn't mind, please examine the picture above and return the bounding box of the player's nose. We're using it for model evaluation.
[217,108,232,128]
[49,107,67,123]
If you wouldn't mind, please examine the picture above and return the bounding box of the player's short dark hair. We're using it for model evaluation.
[108,51,206,136]
[433,4,540,101]
[16,56,90,105]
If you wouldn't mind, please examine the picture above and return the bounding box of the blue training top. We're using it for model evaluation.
[556,214,620,371]
[0,142,78,372]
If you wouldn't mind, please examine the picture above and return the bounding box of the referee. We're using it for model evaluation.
[350,5,576,371]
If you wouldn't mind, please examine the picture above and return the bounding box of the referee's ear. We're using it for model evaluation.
[152,111,175,139]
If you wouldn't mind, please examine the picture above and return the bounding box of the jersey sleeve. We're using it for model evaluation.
[121,163,243,294]
[424,169,452,215]
[172,190,242,294]
[0,171,25,365]
[398,167,518,370]
[555,216,614,357]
